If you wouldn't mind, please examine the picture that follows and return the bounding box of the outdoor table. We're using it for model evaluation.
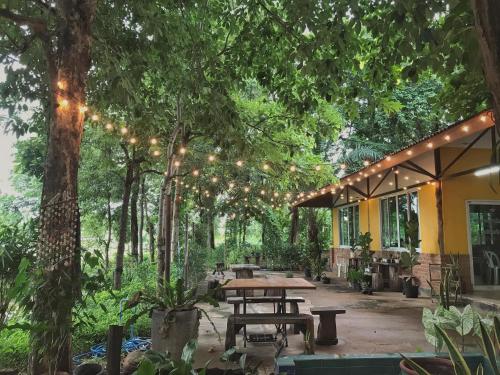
[372,262,401,291]
[230,264,260,279]
[222,277,316,349]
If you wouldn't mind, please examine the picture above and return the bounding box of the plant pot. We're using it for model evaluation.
[74,363,104,375]
[404,278,419,298]
[321,277,331,284]
[151,308,200,361]
[304,268,312,278]
[313,275,321,282]
[400,358,454,375]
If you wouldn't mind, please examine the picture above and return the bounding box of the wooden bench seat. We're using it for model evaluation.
[310,307,346,345]
[225,313,315,354]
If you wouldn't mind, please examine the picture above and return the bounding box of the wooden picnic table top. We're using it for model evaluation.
[230,264,261,271]
[222,276,316,290]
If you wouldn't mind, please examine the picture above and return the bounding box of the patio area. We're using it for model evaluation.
[194,270,436,372]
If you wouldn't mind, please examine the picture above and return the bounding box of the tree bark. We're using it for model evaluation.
[130,168,140,263]
[105,193,112,269]
[289,207,299,245]
[139,177,145,262]
[25,2,97,373]
[184,213,189,285]
[163,192,173,284]
[157,188,165,290]
[207,212,216,250]
[113,158,134,289]
[171,177,181,262]
[472,0,500,135]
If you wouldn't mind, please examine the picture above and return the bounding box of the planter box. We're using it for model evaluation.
[275,353,495,375]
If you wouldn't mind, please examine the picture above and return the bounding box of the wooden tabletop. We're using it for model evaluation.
[230,264,261,271]
[222,277,316,290]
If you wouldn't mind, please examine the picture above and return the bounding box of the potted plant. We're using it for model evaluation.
[311,256,327,281]
[285,271,294,278]
[127,278,219,361]
[401,216,420,298]
[347,269,363,290]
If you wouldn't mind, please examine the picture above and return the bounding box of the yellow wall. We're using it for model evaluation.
[441,147,500,255]
[418,184,440,254]
[332,207,339,248]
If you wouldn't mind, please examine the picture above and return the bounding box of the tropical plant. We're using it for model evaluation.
[127,278,220,338]
[403,316,500,375]
[347,269,364,285]
[355,232,373,270]
[401,216,421,280]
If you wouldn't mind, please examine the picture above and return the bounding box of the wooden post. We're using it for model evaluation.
[107,325,123,375]
[434,149,445,257]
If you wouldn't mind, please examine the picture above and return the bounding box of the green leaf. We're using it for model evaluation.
[181,339,198,364]
[435,324,471,375]
[400,354,432,375]
[479,320,499,375]
[136,358,155,375]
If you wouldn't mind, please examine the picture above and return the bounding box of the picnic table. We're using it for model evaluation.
[222,277,316,353]
[230,264,260,279]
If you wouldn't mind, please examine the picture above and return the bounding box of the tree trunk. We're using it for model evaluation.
[472,0,500,135]
[184,213,189,284]
[148,220,155,262]
[207,212,215,250]
[114,160,134,289]
[289,207,299,245]
[163,192,173,284]
[157,188,165,290]
[28,2,96,373]
[130,168,140,263]
[105,193,112,269]
[171,177,181,262]
[139,177,145,262]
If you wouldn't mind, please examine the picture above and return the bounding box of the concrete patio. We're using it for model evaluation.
[193,270,437,372]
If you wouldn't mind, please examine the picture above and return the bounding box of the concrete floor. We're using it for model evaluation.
[193,270,435,373]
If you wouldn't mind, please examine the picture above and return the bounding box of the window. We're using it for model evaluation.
[381,191,419,249]
[339,205,359,246]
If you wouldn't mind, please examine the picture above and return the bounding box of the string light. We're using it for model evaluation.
[340,163,346,170]
[208,155,216,162]
[260,190,266,195]
[236,160,243,167]
[150,138,158,145]
[153,150,161,157]
[211,177,218,183]
[480,114,487,122]
[363,160,370,166]
[427,142,433,149]
[192,169,200,176]
[59,98,69,108]
[179,146,187,155]
[462,125,469,132]
[105,123,113,130]
[263,163,270,170]
[57,81,65,90]
[120,127,128,135]
[444,135,451,141]
[79,105,88,114]
[290,165,297,172]
[229,182,235,188]
[91,114,99,121]
[406,150,413,156]
[315,165,321,171]
[244,186,250,193]
[129,137,137,144]
[174,160,181,167]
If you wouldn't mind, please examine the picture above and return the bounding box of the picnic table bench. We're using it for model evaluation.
[225,313,315,354]
[310,306,346,345]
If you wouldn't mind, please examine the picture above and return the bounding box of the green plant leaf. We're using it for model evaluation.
[479,320,499,375]
[400,354,432,375]
[435,324,471,375]
[136,358,155,375]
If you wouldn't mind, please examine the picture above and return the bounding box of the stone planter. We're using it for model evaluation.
[151,308,200,361]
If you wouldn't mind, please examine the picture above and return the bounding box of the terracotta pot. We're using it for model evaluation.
[400,358,454,375]
[151,308,200,360]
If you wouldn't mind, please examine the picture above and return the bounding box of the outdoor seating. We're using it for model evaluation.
[310,306,346,345]
[225,313,315,354]
[484,251,500,285]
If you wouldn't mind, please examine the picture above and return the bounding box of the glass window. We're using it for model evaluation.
[381,191,419,249]
[339,205,359,246]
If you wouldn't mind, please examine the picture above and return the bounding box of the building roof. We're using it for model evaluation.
[292,109,495,208]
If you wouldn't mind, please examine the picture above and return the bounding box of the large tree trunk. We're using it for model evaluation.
[28,2,96,373]
[163,191,173,284]
[105,193,112,269]
[157,189,165,290]
[130,169,140,263]
[207,212,215,250]
[472,0,500,137]
[139,177,145,262]
[289,207,299,245]
[183,213,189,285]
[170,177,181,262]
[113,159,134,289]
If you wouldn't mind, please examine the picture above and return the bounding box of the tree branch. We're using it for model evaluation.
[0,8,47,34]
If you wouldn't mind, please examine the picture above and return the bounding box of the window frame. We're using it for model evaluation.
[338,203,360,248]
[380,189,421,251]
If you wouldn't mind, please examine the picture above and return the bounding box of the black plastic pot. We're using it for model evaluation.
[404,278,419,298]
[74,363,104,375]
[304,267,312,278]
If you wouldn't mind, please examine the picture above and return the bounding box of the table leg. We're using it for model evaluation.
[243,289,247,348]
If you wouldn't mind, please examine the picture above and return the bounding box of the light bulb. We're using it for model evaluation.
[120,127,128,134]
[208,155,216,162]
[315,165,321,171]
[150,138,158,145]
[153,150,161,156]
[290,165,297,172]
[179,146,187,154]
[105,123,113,130]
[79,105,88,113]
[91,114,99,121]
[129,137,137,144]
[236,160,243,167]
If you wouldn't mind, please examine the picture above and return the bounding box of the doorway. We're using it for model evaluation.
[467,201,500,289]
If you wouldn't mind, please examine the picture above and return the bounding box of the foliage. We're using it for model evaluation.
[353,232,373,270]
[401,216,420,278]
[347,269,364,284]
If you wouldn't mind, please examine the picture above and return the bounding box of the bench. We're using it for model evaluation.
[227,296,305,334]
[225,313,315,354]
[310,307,346,345]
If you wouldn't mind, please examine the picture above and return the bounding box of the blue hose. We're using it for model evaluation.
[72,298,152,365]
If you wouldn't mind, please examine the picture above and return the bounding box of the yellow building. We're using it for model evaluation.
[294,110,500,293]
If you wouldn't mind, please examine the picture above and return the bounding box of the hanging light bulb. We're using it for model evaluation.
[174,160,181,167]
[363,160,370,166]
[236,160,243,167]
[120,127,128,135]
[315,165,321,171]
[179,146,187,154]
[150,138,158,145]
[340,163,346,170]
[105,123,113,130]
[57,80,66,90]
[192,169,200,176]
[263,163,270,170]
[79,105,88,114]
[211,177,218,183]
[290,165,297,172]
[153,150,161,157]
[229,182,235,189]
[260,190,265,195]
[91,114,99,121]
[129,137,137,144]
[244,186,250,193]
[208,155,216,162]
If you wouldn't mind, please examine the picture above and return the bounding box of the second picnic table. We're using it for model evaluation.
[222,277,316,353]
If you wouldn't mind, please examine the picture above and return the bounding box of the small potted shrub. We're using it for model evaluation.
[401,216,420,298]
[347,269,363,290]
[127,278,219,361]
[285,271,294,278]
[321,272,331,284]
